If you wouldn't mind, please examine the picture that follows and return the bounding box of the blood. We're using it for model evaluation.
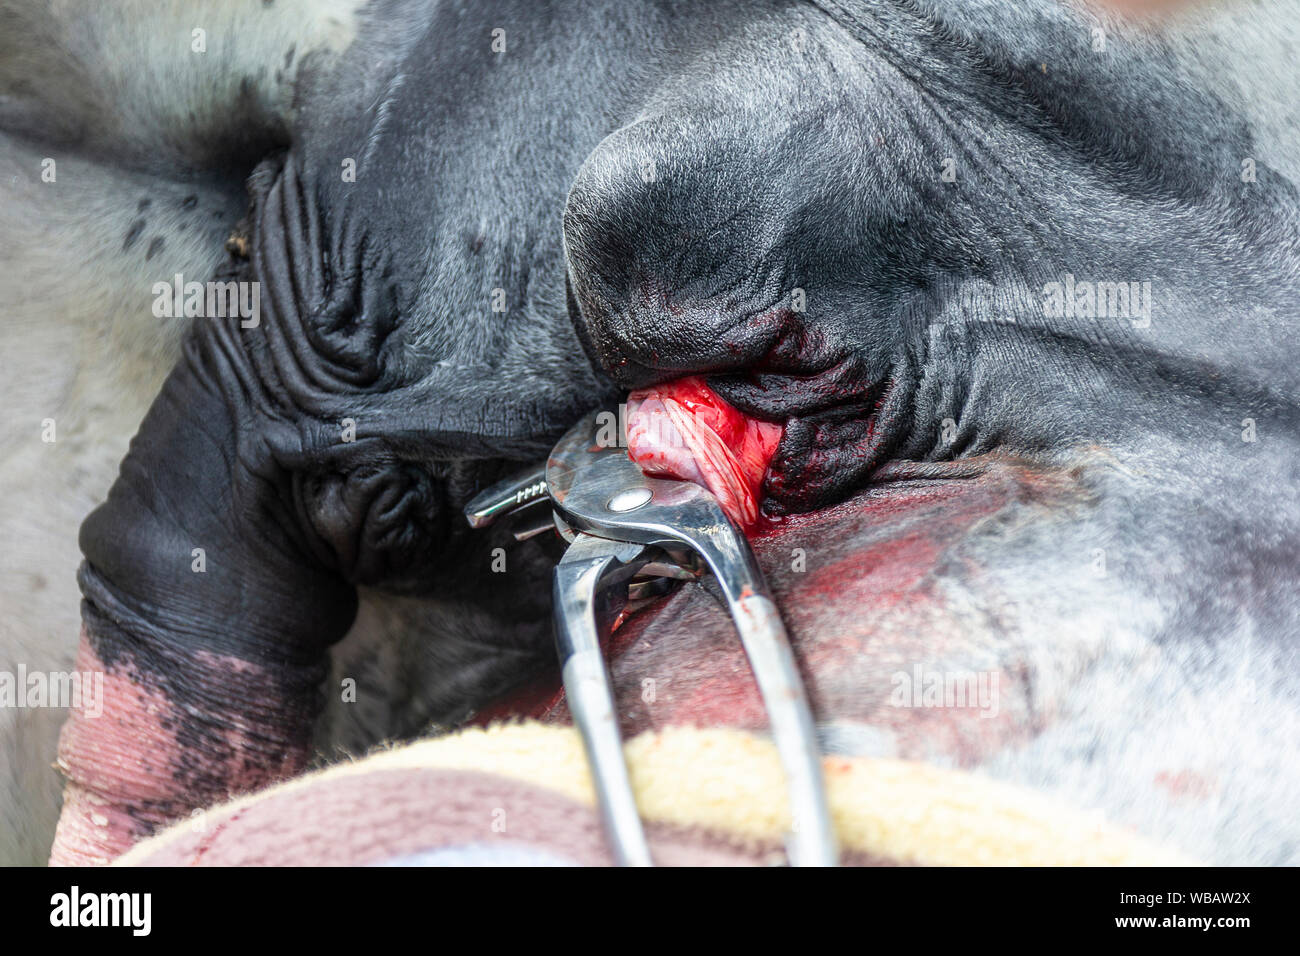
[626,376,783,529]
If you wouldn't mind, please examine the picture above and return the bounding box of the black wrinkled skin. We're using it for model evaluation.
[54,0,1300,856]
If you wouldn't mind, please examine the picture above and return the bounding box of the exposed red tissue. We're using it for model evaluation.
[626,376,783,529]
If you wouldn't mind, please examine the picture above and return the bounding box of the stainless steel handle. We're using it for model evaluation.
[727,591,838,867]
[552,533,654,867]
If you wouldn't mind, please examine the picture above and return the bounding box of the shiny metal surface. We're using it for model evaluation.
[552,533,656,867]
[546,412,839,867]
[464,465,549,529]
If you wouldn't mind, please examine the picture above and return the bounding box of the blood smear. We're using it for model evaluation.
[626,376,783,529]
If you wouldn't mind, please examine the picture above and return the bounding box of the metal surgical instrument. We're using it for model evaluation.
[465,411,838,866]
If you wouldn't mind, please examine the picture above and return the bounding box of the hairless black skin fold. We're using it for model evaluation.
[33,0,1300,864]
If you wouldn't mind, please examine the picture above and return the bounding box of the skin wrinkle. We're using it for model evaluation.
[281,163,367,389]
[31,0,1300,867]
[567,25,961,492]
[51,3,784,858]
[821,0,1299,268]
[256,163,398,402]
[54,627,327,863]
[360,70,411,169]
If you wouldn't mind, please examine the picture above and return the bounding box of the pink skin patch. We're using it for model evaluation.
[50,630,178,866]
[50,628,317,866]
[626,376,783,528]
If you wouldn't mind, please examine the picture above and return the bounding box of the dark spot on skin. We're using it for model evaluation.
[226,231,251,259]
[146,237,165,261]
[181,195,198,211]
[122,218,145,251]
[468,231,486,254]
[137,198,151,213]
